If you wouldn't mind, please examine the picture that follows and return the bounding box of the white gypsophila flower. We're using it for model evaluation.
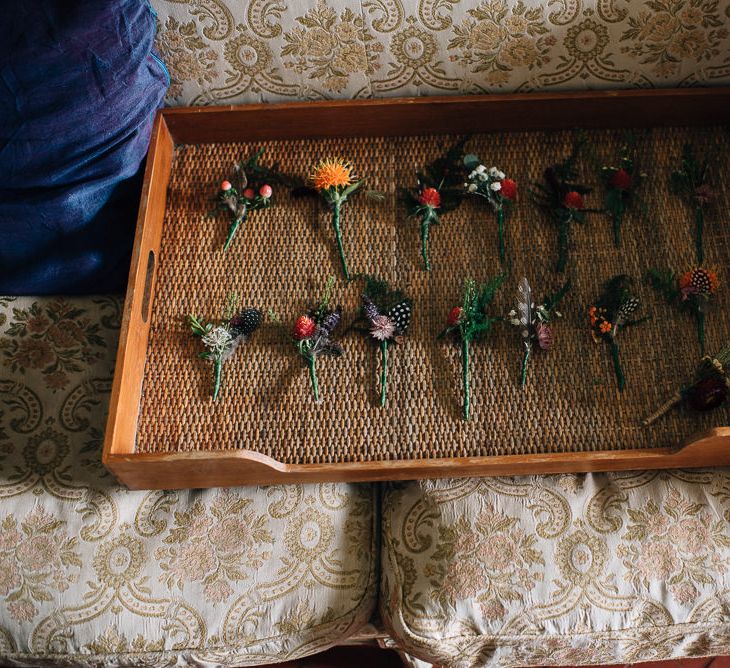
[490,181,502,191]
[479,173,488,181]
[510,318,520,326]
[497,170,506,180]
[202,326,233,357]
[476,165,486,174]
[488,167,499,177]
[508,309,517,317]
[468,183,478,192]
[469,171,477,179]
[463,183,468,188]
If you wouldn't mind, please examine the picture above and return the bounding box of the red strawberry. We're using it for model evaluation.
[293,315,316,340]
[609,168,632,190]
[500,178,517,200]
[563,191,584,210]
[447,307,462,327]
[418,187,441,208]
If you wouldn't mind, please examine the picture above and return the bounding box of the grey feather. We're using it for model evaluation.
[517,277,533,340]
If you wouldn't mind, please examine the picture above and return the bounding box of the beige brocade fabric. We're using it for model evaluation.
[149,0,730,107]
[0,297,377,666]
[380,475,730,667]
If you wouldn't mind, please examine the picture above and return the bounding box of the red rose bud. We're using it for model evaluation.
[419,187,441,209]
[259,184,273,199]
[293,315,316,340]
[447,306,462,327]
[243,188,255,200]
[221,180,232,191]
[500,178,517,200]
[563,191,584,210]
[610,169,632,190]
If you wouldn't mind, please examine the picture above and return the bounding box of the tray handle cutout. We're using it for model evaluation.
[141,250,155,324]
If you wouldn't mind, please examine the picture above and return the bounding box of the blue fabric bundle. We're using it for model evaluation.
[0,0,168,294]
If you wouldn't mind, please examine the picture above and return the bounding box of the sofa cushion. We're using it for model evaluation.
[381,475,730,667]
[0,296,377,666]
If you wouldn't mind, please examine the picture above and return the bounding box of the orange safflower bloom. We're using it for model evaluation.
[310,158,354,191]
[599,320,612,334]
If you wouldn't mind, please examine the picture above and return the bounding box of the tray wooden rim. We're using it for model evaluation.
[103,88,730,489]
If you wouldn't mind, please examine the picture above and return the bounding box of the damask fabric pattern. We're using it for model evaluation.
[381,475,730,668]
[150,0,730,107]
[0,297,377,666]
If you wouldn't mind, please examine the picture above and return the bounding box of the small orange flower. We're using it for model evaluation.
[310,158,354,191]
[599,320,612,334]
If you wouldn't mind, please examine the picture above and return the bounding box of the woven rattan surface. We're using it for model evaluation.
[136,127,730,463]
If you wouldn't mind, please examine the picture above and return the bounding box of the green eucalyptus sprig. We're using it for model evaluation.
[439,275,506,420]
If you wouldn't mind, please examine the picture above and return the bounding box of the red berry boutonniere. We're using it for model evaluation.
[356,277,413,406]
[464,156,517,265]
[439,275,505,420]
[188,293,262,401]
[288,277,343,402]
[588,275,649,391]
[643,342,730,426]
[507,278,570,386]
[647,266,719,354]
[405,139,466,271]
[599,138,645,248]
[532,141,593,273]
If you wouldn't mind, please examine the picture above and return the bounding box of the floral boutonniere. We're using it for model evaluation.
[670,143,714,263]
[405,139,466,271]
[647,266,719,354]
[588,275,649,391]
[188,294,262,401]
[214,148,292,251]
[289,276,343,402]
[357,277,412,406]
[643,342,730,426]
[507,278,570,386]
[463,156,517,264]
[599,138,645,248]
[439,275,505,421]
[309,158,367,281]
[532,141,593,273]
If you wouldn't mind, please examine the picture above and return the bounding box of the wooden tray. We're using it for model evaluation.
[103,89,730,490]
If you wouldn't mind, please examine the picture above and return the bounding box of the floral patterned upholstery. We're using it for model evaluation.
[0,297,377,666]
[150,0,730,107]
[380,475,730,667]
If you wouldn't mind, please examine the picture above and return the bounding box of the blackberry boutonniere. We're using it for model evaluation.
[507,278,570,386]
[289,276,343,402]
[647,266,719,354]
[439,275,505,421]
[670,143,715,263]
[309,159,367,281]
[405,139,466,271]
[643,341,730,426]
[599,139,645,248]
[215,149,292,251]
[188,294,262,401]
[588,275,649,391]
[532,141,593,273]
[356,277,412,406]
[463,156,517,264]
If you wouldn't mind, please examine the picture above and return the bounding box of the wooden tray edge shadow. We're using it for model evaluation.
[103,88,730,490]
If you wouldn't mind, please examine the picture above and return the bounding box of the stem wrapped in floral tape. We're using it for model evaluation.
[405,139,467,272]
[289,276,344,402]
[188,293,262,401]
[439,275,505,420]
[463,156,517,264]
[214,148,296,251]
[507,278,570,386]
[670,144,715,264]
[532,141,593,273]
[643,342,730,426]
[356,277,413,407]
[598,137,646,248]
[588,275,649,392]
[646,266,719,355]
[309,159,368,281]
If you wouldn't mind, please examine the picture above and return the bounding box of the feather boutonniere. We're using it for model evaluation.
[405,139,466,271]
[670,143,715,263]
[647,266,719,355]
[188,294,262,401]
[357,277,413,406]
[643,342,730,426]
[588,275,649,391]
[507,278,570,386]
[463,156,517,264]
[532,141,594,273]
[439,275,505,421]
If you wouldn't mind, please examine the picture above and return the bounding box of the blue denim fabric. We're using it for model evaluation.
[0,0,168,294]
